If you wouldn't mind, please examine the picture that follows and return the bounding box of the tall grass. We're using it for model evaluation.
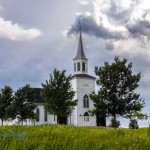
[0,125,150,150]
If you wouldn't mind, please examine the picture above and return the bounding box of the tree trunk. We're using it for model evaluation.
[114,115,117,129]
[57,116,67,125]
[96,113,106,126]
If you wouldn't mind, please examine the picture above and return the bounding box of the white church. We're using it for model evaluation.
[33,31,105,126]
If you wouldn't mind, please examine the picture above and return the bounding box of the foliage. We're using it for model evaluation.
[0,86,13,126]
[12,84,37,125]
[41,69,77,124]
[90,57,145,128]
[127,111,148,120]
[129,119,139,129]
[109,117,120,128]
[0,125,150,150]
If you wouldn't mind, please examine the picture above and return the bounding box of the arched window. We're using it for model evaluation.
[77,62,80,71]
[84,112,89,122]
[44,110,47,122]
[36,108,40,122]
[83,95,89,108]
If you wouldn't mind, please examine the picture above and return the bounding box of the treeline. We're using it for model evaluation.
[0,84,36,126]
[0,68,77,126]
[0,57,148,128]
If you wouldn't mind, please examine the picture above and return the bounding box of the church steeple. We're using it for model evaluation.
[73,31,88,61]
[73,23,88,74]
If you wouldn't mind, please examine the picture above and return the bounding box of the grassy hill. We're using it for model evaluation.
[0,125,150,150]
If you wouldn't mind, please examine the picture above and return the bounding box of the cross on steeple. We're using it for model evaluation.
[79,19,81,33]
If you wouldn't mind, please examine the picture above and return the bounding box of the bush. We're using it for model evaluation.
[109,117,120,128]
[129,119,139,129]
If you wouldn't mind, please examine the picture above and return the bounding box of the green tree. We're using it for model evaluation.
[41,69,77,124]
[90,57,145,129]
[129,119,139,129]
[0,86,13,126]
[109,117,120,128]
[128,110,147,129]
[12,84,37,125]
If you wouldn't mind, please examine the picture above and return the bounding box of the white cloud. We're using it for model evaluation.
[0,17,42,41]
[78,0,90,5]
[68,0,150,42]
[94,0,133,13]
[139,0,150,10]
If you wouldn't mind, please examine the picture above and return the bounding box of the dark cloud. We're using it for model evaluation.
[127,20,150,37]
[68,15,127,40]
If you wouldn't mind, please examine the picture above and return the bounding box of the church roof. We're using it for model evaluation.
[32,88,44,103]
[71,74,96,80]
[73,32,88,61]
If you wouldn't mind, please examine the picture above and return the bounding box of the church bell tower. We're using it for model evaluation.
[71,25,96,126]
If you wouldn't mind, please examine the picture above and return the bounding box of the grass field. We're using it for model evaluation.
[0,124,150,150]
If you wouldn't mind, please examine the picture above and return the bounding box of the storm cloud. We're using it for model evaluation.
[68,0,150,41]
[68,13,129,40]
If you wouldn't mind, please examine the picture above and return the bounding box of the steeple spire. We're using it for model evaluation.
[73,21,88,61]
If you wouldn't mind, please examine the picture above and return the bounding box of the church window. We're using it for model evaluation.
[83,95,89,108]
[77,62,80,71]
[74,63,76,72]
[82,62,85,71]
[44,110,47,122]
[36,108,40,122]
[84,112,89,122]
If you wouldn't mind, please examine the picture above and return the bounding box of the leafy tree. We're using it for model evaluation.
[12,84,37,125]
[90,57,145,129]
[41,69,77,124]
[129,119,139,129]
[109,117,120,128]
[0,86,13,126]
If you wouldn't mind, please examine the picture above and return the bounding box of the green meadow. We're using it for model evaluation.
[0,125,150,150]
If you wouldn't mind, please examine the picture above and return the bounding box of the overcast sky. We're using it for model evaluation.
[0,0,150,127]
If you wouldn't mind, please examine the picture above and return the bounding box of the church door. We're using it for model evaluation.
[83,112,90,126]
